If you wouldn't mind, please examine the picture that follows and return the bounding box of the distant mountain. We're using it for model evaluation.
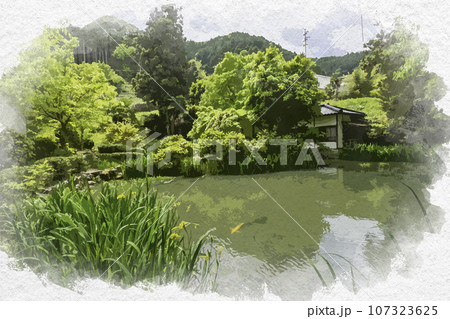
[68,16,364,79]
[68,16,142,66]
[314,52,364,76]
[186,31,363,76]
[69,16,140,48]
[186,32,297,74]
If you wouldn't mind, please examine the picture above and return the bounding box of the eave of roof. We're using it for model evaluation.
[319,103,367,116]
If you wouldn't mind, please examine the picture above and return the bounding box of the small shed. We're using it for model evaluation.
[311,104,368,149]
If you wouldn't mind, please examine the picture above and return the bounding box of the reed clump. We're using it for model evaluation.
[3,180,216,288]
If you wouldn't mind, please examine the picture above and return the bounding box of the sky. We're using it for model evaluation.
[0,0,450,112]
[0,0,432,74]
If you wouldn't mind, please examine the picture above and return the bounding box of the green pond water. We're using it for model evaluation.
[107,163,444,300]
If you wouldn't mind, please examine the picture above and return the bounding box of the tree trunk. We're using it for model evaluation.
[164,109,171,135]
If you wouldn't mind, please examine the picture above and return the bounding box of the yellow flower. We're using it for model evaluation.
[169,233,181,239]
[172,220,189,231]
[90,190,94,194]
[186,205,191,213]
[117,194,125,199]
[200,252,211,261]
[132,191,136,195]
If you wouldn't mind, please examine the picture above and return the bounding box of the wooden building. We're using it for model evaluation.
[311,104,368,149]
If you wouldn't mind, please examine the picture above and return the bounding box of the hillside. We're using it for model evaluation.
[186,32,363,76]
[68,16,142,66]
[69,16,140,48]
[314,52,364,76]
[186,32,297,74]
[68,17,363,78]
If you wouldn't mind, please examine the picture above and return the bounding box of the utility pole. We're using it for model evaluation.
[303,28,310,57]
[361,15,365,43]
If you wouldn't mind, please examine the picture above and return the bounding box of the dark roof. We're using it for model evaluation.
[319,104,366,116]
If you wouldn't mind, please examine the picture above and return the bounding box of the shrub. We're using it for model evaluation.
[3,182,217,287]
[0,129,35,169]
[33,135,59,160]
[105,122,140,145]
[153,135,192,175]
[97,144,127,153]
[95,160,121,170]
[0,161,55,199]
[96,152,130,163]
[106,98,136,123]
[136,110,164,132]
[339,143,433,162]
[35,155,88,181]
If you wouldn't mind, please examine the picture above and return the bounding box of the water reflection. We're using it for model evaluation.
[136,163,445,299]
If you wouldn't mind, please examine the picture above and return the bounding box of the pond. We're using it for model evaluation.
[102,162,445,300]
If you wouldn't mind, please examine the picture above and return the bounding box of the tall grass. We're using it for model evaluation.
[2,180,217,289]
[339,143,434,163]
[305,251,367,293]
[400,181,434,233]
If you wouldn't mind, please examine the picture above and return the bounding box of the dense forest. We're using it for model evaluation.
[314,52,364,76]
[186,32,364,76]
[185,32,296,74]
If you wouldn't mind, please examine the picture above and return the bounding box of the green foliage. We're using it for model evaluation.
[123,131,323,178]
[188,107,252,139]
[69,16,142,81]
[324,73,343,100]
[96,152,130,163]
[0,27,124,150]
[339,143,435,162]
[135,110,165,132]
[34,155,88,181]
[339,67,373,98]
[153,135,192,175]
[193,47,323,135]
[123,135,192,178]
[0,161,55,198]
[106,98,136,124]
[32,135,60,160]
[111,41,141,81]
[105,122,140,145]
[2,182,216,287]
[326,98,389,138]
[0,130,35,169]
[95,159,121,170]
[342,19,449,144]
[314,52,364,76]
[132,5,196,135]
[97,144,127,154]
[186,32,296,74]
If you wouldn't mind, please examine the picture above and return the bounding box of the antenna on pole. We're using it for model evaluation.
[303,28,310,57]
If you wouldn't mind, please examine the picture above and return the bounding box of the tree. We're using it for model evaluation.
[340,67,372,98]
[132,5,196,135]
[342,19,448,144]
[325,71,344,100]
[192,47,323,135]
[0,27,123,149]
